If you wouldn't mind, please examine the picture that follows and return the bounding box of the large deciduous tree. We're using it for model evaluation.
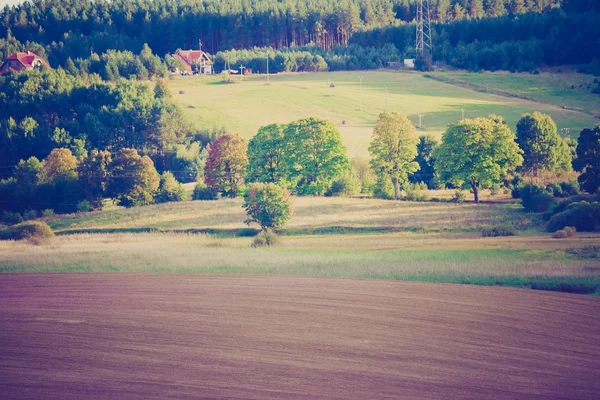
[369,113,420,200]
[246,124,287,185]
[516,112,572,180]
[434,116,523,203]
[78,150,112,210]
[107,148,159,207]
[283,118,349,196]
[40,148,78,183]
[204,133,248,198]
[574,125,600,194]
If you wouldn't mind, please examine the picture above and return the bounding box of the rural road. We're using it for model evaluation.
[1,274,599,399]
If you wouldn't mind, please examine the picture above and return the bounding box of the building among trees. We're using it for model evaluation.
[0,51,50,75]
[171,50,213,75]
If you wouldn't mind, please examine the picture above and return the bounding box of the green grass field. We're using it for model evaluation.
[168,70,598,158]
[2,69,599,294]
[2,196,599,294]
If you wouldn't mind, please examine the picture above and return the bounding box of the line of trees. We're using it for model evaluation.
[2,0,597,77]
[0,69,214,177]
[0,147,182,215]
[351,8,600,72]
[201,111,590,206]
[1,112,597,220]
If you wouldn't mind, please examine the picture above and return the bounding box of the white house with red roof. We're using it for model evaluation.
[0,51,50,75]
[172,49,213,75]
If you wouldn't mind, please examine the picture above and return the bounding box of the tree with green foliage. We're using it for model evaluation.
[13,156,43,186]
[247,124,287,184]
[409,135,438,189]
[77,150,112,209]
[204,133,248,198]
[369,113,420,200]
[574,125,600,194]
[107,148,159,207]
[434,116,523,203]
[516,112,572,180]
[154,79,171,99]
[243,183,293,230]
[284,118,349,195]
[156,171,188,203]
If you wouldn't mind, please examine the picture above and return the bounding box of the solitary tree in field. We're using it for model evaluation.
[246,123,287,185]
[204,133,248,197]
[434,116,523,203]
[283,118,348,195]
[369,112,420,200]
[243,183,293,230]
[574,125,600,194]
[107,148,159,207]
[516,112,572,180]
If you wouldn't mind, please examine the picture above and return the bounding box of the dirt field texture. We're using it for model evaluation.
[1,274,599,399]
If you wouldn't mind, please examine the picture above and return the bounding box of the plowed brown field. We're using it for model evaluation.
[1,274,599,399]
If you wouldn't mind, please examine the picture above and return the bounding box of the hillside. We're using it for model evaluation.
[168,70,597,157]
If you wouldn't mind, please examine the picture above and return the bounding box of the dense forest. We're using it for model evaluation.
[1,0,594,70]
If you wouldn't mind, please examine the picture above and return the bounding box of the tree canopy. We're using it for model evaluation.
[369,112,419,200]
[434,116,523,203]
[204,133,248,198]
[246,124,287,185]
[574,125,600,194]
[283,118,349,196]
[243,183,293,230]
[516,112,572,179]
[106,148,160,207]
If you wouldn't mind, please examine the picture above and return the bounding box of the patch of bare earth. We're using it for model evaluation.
[1,274,599,399]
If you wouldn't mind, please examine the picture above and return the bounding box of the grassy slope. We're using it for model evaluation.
[2,197,599,294]
[438,71,600,117]
[168,70,598,158]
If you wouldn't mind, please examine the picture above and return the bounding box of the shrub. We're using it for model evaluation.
[526,193,556,212]
[42,209,55,217]
[0,221,55,244]
[22,210,39,220]
[521,184,555,212]
[482,225,516,237]
[192,182,218,200]
[489,183,502,196]
[156,171,188,203]
[560,180,579,197]
[77,200,93,212]
[326,171,361,197]
[452,190,466,203]
[251,229,279,247]
[404,190,430,202]
[0,211,24,226]
[372,175,394,200]
[545,182,562,197]
[243,183,293,230]
[552,226,576,239]
[547,202,600,232]
[510,175,524,199]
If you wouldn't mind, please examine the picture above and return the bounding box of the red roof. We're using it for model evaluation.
[0,51,50,74]
[173,50,213,67]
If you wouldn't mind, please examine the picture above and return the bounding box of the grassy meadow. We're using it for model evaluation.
[1,69,599,294]
[168,70,598,158]
[1,196,599,294]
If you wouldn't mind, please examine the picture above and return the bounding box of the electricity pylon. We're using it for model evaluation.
[415,0,433,58]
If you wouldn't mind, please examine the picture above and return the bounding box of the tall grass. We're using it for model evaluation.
[1,232,598,294]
